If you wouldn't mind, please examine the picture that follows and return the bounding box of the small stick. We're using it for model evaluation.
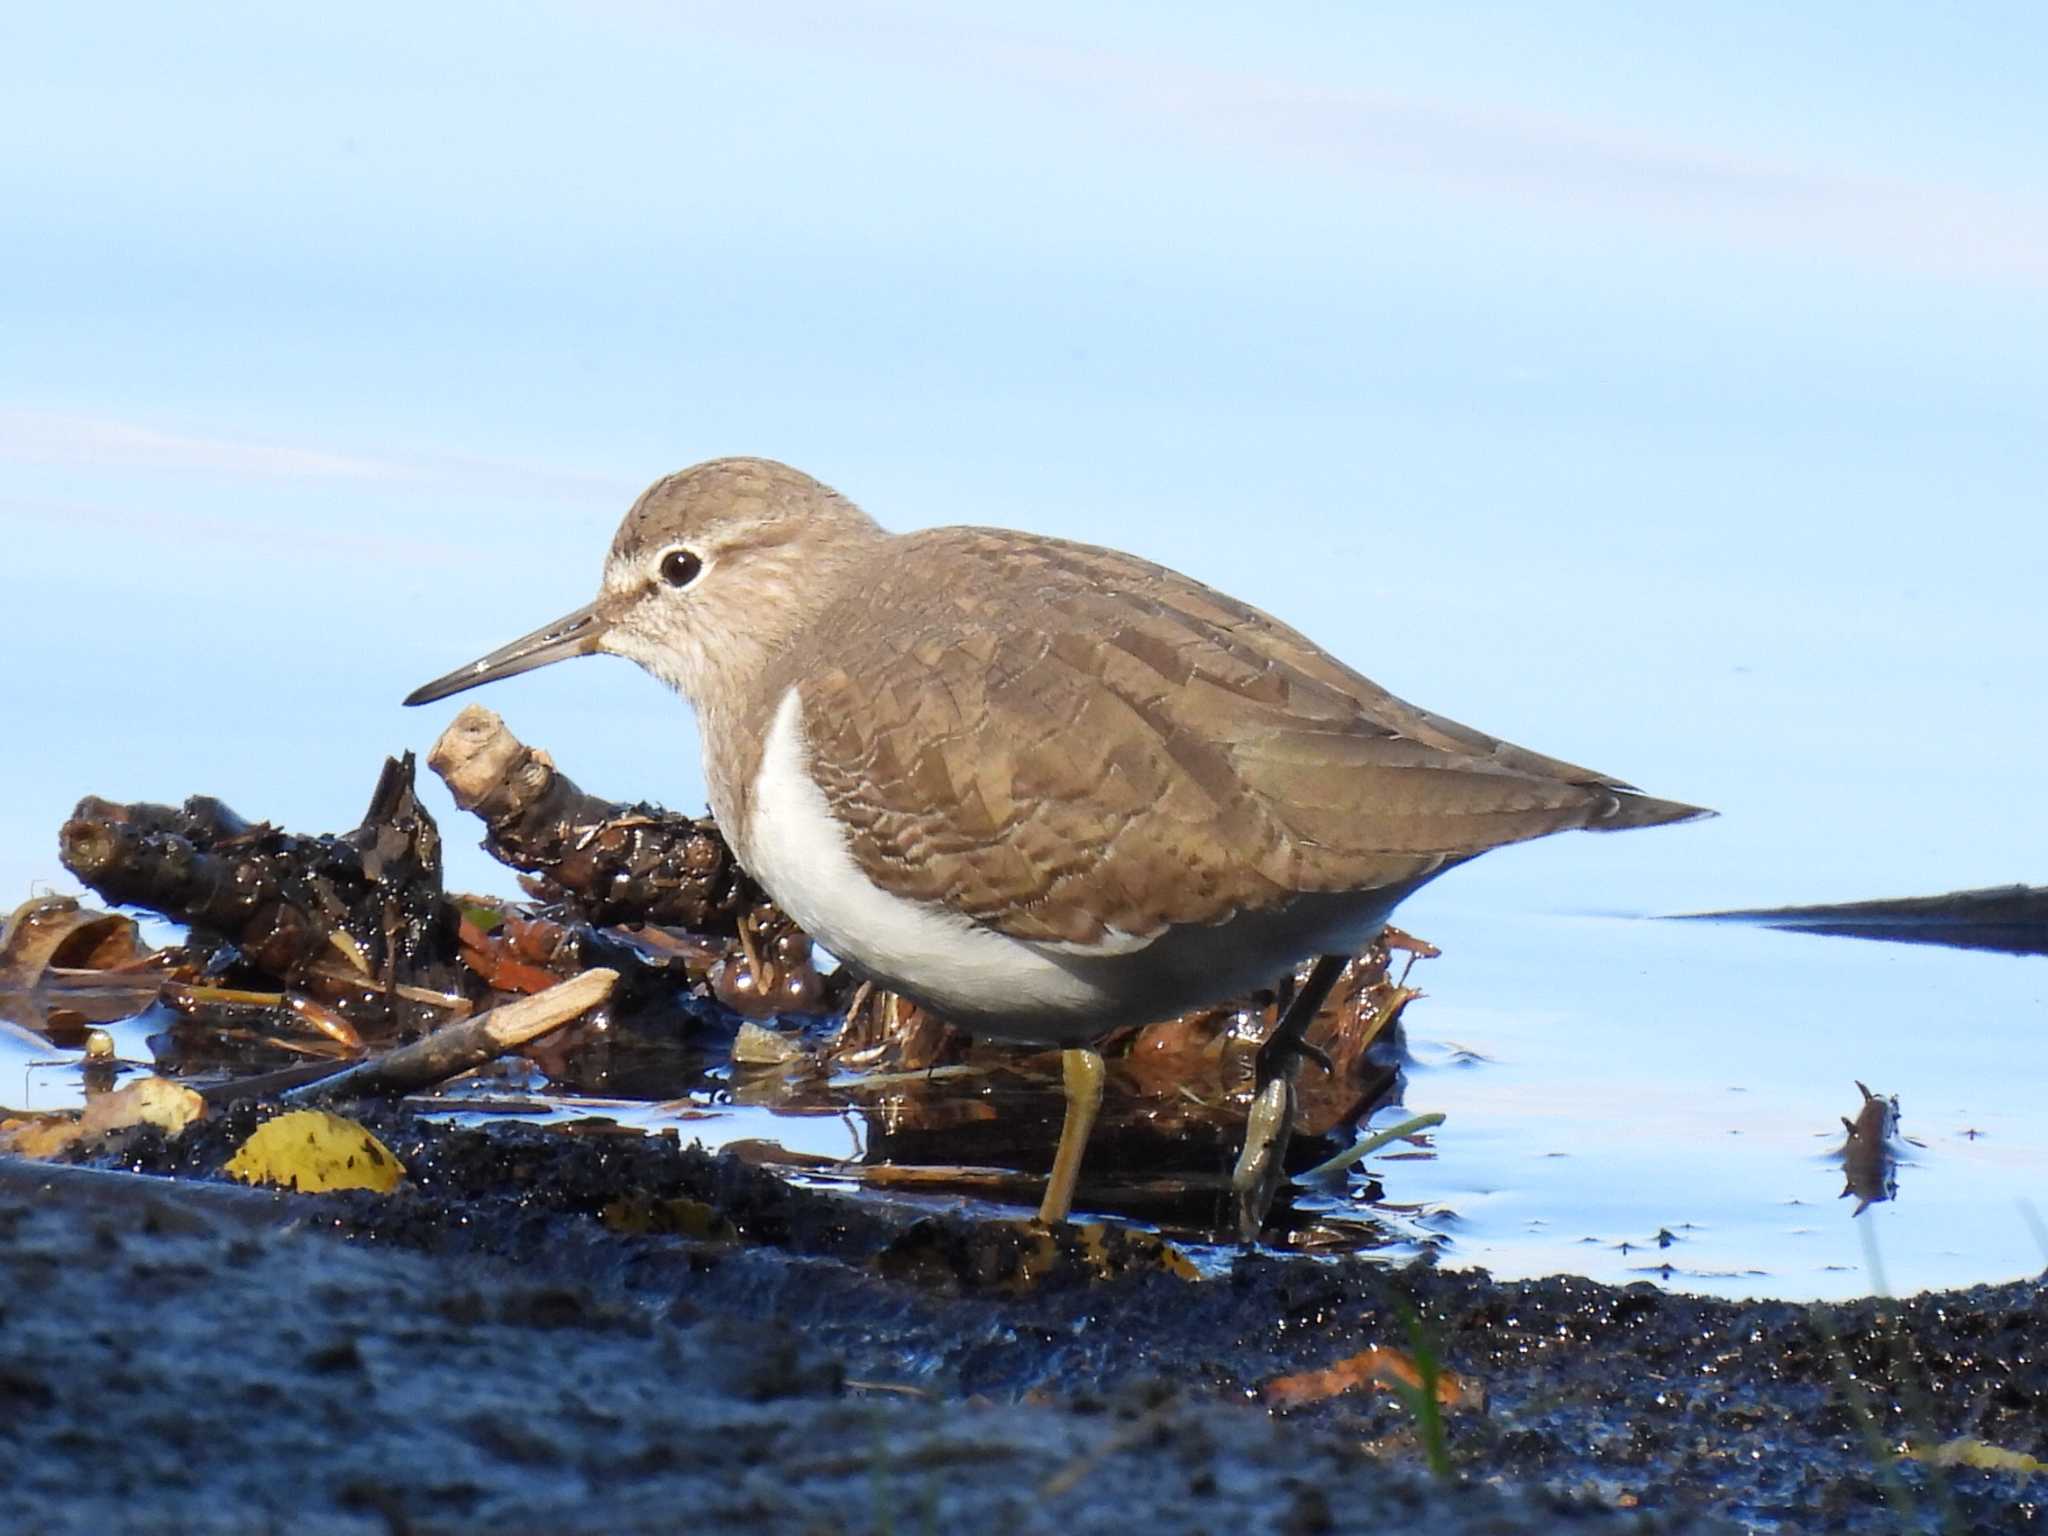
[1295,1111,1447,1182]
[282,969,616,1103]
[199,1061,354,1106]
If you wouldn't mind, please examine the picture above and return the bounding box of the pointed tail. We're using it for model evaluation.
[1589,789,1716,832]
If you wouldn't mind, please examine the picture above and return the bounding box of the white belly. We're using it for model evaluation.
[737,686,1407,1044]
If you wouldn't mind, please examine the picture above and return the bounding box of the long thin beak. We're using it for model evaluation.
[403,601,607,706]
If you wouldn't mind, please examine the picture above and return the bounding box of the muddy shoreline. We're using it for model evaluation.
[4,1110,2041,1534]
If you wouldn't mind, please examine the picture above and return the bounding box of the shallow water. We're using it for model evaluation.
[1349,906,2046,1300]
[7,898,2037,1302]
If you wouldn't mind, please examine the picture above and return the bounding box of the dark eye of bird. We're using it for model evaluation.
[659,549,702,588]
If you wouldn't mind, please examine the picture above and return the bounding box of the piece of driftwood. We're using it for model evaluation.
[283,969,618,1103]
[59,757,464,1025]
[428,705,765,929]
[199,1061,357,1107]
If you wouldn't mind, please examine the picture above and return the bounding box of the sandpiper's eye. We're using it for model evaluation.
[658,548,703,588]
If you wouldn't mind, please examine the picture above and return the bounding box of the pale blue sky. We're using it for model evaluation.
[4,2,2044,919]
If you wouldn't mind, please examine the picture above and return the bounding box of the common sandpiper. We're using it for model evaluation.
[406,458,1708,1233]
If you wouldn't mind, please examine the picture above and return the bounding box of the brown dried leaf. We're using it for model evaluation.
[0,896,159,1046]
[457,915,565,994]
[0,1115,88,1159]
[1,895,148,977]
[79,1076,203,1138]
[731,1021,808,1067]
[1263,1345,1484,1412]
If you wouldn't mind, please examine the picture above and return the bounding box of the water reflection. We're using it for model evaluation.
[1835,1080,1906,1217]
[1366,901,2046,1301]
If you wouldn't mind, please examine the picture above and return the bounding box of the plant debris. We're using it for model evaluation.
[0,1075,203,1159]
[279,969,618,1105]
[22,724,1430,1235]
[0,894,162,1047]
[1263,1343,1485,1412]
[428,703,765,929]
[58,759,467,1042]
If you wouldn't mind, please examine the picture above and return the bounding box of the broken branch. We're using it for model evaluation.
[284,968,618,1103]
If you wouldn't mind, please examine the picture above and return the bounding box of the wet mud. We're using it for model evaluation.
[4,1110,2042,1534]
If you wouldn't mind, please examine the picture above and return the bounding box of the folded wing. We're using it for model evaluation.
[799,529,1706,946]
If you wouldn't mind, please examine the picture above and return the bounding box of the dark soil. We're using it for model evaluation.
[4,1108,2043,1534]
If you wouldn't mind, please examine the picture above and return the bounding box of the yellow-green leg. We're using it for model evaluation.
[1232,953,1349,1242]
[1036,1046,1106,1226]
[1231,1073,1295,1242]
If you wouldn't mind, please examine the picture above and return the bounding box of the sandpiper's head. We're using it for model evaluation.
[404,457,884,711]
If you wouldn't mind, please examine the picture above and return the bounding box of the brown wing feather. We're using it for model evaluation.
[798,528,1704,945]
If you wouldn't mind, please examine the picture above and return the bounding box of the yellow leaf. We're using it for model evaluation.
[0,1115,89,1159]
[0,1077,204,1160]
[1911,1438,2048,1475]
[224,1109,405,1194]
[80,1077,203,1139]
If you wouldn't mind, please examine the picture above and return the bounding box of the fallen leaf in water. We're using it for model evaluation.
[1263,1345,1485,1412]
[283,993,365,1051]
[0,896,160,1046]
[223,1109,406,1193]
[1,895,147,977]
[0,1076,204,1159]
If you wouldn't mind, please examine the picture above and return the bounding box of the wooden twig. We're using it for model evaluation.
[427,705,762,928]
[282,969,617,1103]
